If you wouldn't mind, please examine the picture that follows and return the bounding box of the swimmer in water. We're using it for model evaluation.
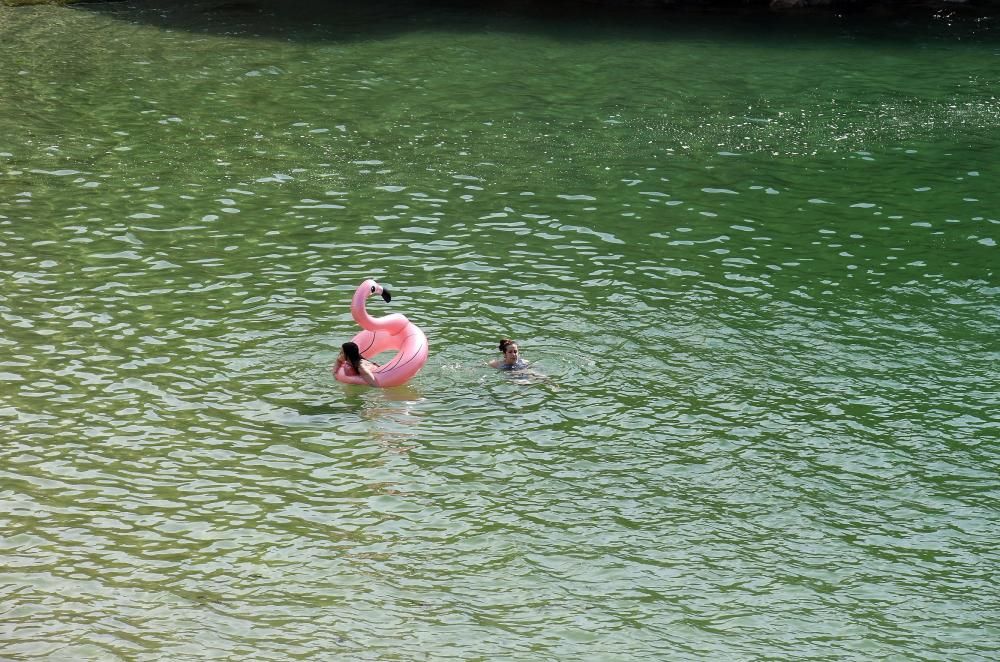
[334,341,379,387]
[489,338,528,371]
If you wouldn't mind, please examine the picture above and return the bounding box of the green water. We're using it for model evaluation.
[1,1,998,659]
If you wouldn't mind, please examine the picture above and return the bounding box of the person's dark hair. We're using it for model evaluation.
[342,341,362,373]
[498,338,516,352]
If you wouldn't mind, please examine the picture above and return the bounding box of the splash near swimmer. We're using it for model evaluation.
[333,279,428,387]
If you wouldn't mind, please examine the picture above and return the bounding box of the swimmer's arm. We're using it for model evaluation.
[487,359,501,368]
[358,362,379,387]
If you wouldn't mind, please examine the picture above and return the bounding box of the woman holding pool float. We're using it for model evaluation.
[334,341,380,387]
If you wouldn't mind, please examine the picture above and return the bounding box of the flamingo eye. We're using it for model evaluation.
[370,285,376,293]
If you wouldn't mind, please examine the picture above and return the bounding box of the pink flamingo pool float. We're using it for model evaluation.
[333,279,428,388]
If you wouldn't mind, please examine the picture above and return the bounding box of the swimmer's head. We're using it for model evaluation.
[342,341,362,371]
[498,338,519,363]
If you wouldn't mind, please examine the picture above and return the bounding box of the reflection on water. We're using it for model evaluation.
[1,1,998,659]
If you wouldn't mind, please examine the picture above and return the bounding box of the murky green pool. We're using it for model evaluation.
[1,1,997,659]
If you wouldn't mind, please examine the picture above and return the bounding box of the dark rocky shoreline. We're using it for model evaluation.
[524,0,1000,18]
[5,0,1000,29]
[4,0,1000,12]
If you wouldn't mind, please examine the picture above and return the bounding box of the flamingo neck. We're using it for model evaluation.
[352,289,386,331]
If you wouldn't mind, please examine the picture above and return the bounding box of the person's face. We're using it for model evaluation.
[338,349,345,362]
[503,344,519,363]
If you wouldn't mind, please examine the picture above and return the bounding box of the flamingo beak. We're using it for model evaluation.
[381,289,392,303]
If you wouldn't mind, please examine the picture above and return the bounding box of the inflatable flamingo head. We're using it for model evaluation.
[360,278,391,303]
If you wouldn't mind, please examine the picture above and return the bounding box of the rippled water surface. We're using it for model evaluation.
[1,1,998,659]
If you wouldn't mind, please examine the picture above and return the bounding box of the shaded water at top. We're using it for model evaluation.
[1,1,997,659]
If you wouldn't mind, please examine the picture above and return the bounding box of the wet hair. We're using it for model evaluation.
[498,338,517,353]
[342,341,362,373]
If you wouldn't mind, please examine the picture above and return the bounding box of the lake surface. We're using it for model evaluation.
[1,1,997,659]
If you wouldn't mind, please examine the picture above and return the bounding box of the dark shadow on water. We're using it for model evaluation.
[72,0,1000,45]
